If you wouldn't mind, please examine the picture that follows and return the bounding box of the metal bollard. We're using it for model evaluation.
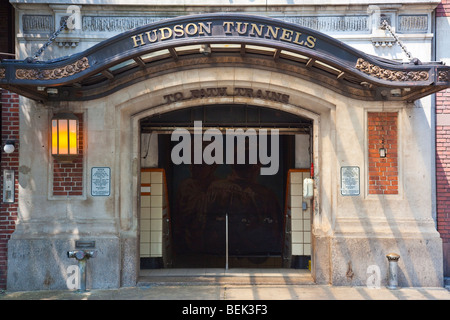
[386,253,400,289]
[67,250,97,292]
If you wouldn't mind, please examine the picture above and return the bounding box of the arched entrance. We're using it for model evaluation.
[138,104,313,270]
[118,65,328,285]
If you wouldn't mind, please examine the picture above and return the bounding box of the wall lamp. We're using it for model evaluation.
[3,141,15,154]
[51,113,79,162]
[379,144,387,158]
[379,137,387,158]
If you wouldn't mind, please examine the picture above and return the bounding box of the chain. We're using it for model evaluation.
[380,19,413,61]
[27,16,69,62]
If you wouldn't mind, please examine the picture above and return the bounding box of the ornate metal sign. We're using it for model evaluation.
[0,13,449,101]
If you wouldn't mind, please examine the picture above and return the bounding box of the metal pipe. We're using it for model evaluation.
[386,253,400,289]
[78,259,87,292]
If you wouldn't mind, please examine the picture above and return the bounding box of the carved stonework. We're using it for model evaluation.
[439,70,449,82]
[81,15,370,33]
[57,40,80,48]
[372,40,395,48]
[397,15,428,33]
[22,15,53,33]
[355,58,429,82]
[0,68,5,79]
[277,15,369,32]
[82,16,169,32]
[16,57,89,80]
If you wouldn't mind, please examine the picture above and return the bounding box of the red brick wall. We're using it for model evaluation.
[436,88,450,277]
[436,0,450,273]
[52,114,84,197]
[436,0,450,17]
[368,112,398,195]
[436,121,450,244]
[0,89,19,289]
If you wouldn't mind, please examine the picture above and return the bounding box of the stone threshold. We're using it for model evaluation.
[138,268,315,286]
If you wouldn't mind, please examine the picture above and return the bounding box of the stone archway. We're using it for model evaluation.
[111,65,340,286]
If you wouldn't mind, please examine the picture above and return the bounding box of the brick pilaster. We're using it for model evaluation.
[0,89,19,289]
[436,88,450,277]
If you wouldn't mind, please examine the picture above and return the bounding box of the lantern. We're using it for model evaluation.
[379,138,387,158]
[379,146,387,158]
[51,113,79,161]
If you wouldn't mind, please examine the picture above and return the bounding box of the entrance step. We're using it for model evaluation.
[138,268,315,286]
[445,277,450,291]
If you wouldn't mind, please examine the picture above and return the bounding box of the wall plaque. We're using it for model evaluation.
[341,166,360,196]
[22,15,53,33]
[91,167,111,196]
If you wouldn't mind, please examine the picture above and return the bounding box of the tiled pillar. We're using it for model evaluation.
[290,170,312,268]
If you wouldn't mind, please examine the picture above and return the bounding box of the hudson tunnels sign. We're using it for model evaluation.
[1,13,449,102]
[130,20,318,49]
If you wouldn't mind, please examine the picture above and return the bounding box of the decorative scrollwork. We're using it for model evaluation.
[15,57,89,80]
[355,58,428,82]
[0,68,5,79]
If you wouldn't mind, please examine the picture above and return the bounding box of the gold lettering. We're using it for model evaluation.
[223,21,234,34]
[164,87,288,104]
[265,26,279,39]
[249,23,264,37]
[145,30,158,43]
[235,22,248,35]
[280,28,293,42]
[198,22,212,35]
[160,27,173,40]
[306,35,316,48]
[185,23,198,36]
[293,32,304,45]
[131,33,145,47]
[173,24,184,37]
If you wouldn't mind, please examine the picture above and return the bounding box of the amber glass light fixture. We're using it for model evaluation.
[51,113,79,161]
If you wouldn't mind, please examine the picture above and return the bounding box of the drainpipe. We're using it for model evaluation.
[386,253,400,289]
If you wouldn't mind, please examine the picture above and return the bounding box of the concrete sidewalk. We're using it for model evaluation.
[1,268,449,300]
[0,284,450,300]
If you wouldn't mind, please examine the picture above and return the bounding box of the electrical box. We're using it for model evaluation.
[303,178,314,199]
[3,170,14,203]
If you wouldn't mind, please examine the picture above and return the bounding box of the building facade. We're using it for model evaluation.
[1,0,450,291]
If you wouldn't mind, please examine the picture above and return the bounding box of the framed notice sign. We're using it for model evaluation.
[91,167,111,196]
[341,166,360,196]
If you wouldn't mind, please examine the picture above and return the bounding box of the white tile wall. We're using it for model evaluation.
[290,171,312,256]
[140,170,164,258]
[140,169,312,259]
